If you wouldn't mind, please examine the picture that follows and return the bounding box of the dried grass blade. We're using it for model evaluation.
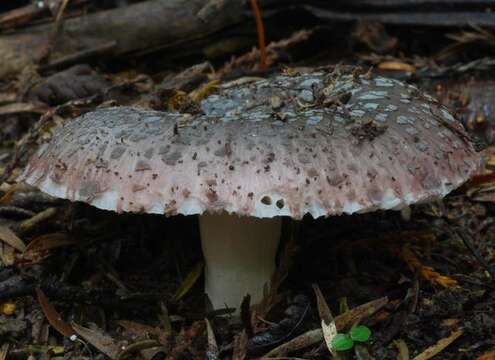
[413,330,463,360]
[174,260,203,301]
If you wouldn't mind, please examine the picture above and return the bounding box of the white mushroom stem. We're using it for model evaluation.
[199,213,282,312]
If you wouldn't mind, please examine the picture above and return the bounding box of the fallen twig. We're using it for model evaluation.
[264,296,388,357]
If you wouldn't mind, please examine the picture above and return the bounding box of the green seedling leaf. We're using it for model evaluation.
[350,325,371,342]
[332,333,354,352]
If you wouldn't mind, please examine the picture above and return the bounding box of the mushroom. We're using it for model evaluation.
[19,71,481,311]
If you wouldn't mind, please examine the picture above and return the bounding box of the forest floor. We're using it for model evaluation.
[0,1,495,359]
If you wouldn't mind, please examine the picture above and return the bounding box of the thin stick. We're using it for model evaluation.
[249,0,267,71]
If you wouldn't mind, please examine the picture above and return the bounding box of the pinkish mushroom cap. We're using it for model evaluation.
[18,71,482,311]
[19,72,481,219]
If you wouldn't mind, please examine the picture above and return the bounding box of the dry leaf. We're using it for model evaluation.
[401,244,459,288]
[233,330,248,360]
[72,322,120,359]
[117,320,168,344]
[205,318,219,359]
[336,296,389,329]
[313,284,338,356]
[477,350,495,360]
[118,320,162,338]
[117,339,160,360]
[0,183,30,205]
[36,288,75,338]
[394,339,410,360]
[159,301,172,335]
[0,344,9,360]
[174,261,203,301]
[24,232,74,254]
[19,207,57,232]
[0,225,26,252]
[0,243,15,266]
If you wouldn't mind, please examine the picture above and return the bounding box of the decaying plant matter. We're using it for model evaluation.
[1,1,495,359]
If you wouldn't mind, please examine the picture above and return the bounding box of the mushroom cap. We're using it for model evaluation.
[19,71,481,219]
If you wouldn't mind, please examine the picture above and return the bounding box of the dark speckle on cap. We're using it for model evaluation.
[135,160,151,172]
[79,181,100,200]
[162,151,182,166]
[110,146,126,160]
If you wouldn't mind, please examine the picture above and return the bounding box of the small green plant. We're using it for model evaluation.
[331,325,372,352]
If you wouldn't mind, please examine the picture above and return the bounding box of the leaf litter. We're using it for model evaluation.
[1,3,495,359]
